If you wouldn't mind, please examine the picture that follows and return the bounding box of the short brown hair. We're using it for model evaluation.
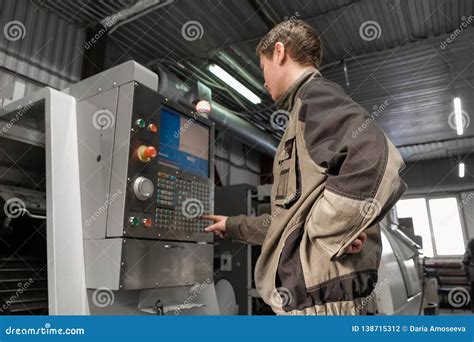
[256,20,323,69]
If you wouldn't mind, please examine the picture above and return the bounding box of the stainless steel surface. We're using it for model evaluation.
[68,62,216,308]
[376,212,423,315]
[84,238,213,290]
[0,87,88,314]
[76,88,119,240]
[121,239,213,289]
[133,176,154,201]
[63,61,158,101]
[88,283,220,316]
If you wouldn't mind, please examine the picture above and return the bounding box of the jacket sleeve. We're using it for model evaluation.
[300,79,407,260]
[225,214,271,245]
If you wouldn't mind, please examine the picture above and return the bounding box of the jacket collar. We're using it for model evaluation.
[275,68,320,111]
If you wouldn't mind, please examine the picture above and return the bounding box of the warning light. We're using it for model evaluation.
[195,100,211,114]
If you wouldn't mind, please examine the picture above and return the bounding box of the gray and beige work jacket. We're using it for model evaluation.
[225,69,407,315]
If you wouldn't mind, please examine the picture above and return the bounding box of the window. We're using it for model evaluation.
[396,196,466,257]
[428,198,465,255]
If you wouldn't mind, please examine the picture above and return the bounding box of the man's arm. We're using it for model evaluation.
[299,79,407,260]
[203,214,271,245]
[225,214,271,245]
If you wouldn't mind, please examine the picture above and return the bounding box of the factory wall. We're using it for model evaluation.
[0,0,85,96]
[214,131,262,187]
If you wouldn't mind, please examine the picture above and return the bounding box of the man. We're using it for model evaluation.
[203,20,407,315]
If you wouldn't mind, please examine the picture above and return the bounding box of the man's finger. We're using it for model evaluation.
[358,232,367,244]
[201,214,220,221]
[205,223,220,232]
[347,239,363,254]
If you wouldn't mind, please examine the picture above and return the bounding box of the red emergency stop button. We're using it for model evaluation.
[138,145,156,162]
[142,218,153,228]
[147,123,158,133]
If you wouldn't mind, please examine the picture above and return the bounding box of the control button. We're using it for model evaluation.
[135,118,146,128]
[138,145,156,162]
[147,123,158,133]
[129,216,139,227]
[133,176,154,200]
[142,218,153,228]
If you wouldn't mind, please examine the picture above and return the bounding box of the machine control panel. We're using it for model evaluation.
[118,85,214,243]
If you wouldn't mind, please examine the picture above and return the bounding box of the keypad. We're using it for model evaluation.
[155,172,212,233]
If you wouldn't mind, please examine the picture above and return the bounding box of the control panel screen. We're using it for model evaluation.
[158,106,210,177]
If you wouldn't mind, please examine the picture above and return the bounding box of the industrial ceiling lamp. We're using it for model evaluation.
[453,97,464,136]
[459,162,465,178]
[208,64,261,104]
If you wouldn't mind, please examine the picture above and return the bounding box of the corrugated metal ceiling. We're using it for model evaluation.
[1,0,86,88]
[32,0,474,160]
[31,0,137,28]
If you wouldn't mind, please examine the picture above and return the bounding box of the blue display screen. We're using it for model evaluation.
[158,106,210,177]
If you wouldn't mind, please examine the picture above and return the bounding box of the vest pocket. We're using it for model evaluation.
[275,137,299,208]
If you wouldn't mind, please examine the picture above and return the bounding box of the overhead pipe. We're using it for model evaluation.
[209,101,278,156]
[156,68,278,157]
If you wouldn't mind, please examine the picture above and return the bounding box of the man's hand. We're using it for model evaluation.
[202,214,228,238]
[202,214,368,252]
[347,232,367,254]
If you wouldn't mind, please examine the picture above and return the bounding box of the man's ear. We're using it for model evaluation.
[274,42,287,65]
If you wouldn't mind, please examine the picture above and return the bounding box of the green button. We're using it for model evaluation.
[135,119,145,128]
[130,217,139,226]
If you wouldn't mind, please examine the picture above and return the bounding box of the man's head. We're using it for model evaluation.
[256,20,323,101]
